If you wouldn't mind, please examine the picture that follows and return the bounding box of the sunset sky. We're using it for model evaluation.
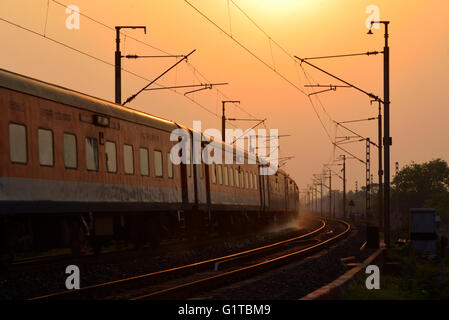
[1,0,448,194]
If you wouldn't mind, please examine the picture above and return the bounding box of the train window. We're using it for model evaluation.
[190,149,193,178]
[198,164,204,179]
[229,166,234,186]
[244,171,249,189]
[223,166,229,186]
[105,141,117,172]
[240,171,244,189]
[64,133,77,169]
[234,168,239,188]
[187,162,190,177]
[211,163,216,184]
[254,173,258,190]
[85,137,99,171]
[217,165,223,185]
[187,149,193,177]
[38,129,54,166]
[250,173,254,189]
[9,123,27,164]
[249,172,253,189]
[139,148,149,176]
[154,150,163,177]
[124,144,134,174]
[167,152,173,179]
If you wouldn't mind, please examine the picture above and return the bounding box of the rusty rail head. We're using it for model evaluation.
[30,218,328,300]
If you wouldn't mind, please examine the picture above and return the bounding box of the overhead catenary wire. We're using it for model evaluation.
[183,0,341,153]
[333,143,365,164]
[201,0,375,187]
[338,117,377,124]
[123,49,196,105]
[0,16,225,121]
[207,0,345,174]
[334,121,378,148]
[49,0,261,123]
[302,51,382,60]
[51,0,172,55]
[43,0,50,36]
[227,0,339,143]
[184,0,308,96]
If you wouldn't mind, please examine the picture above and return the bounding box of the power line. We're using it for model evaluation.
[51,0,260,122]
[123,49,196,105]
[299,65,336,144]
[203,0,379,168]
[302,51,382,60]
[184,62,258,120]
[43,0,50,36]
[300,65,335,123]
[0,16,114,68]
[184,0,307,96]
[51,0,171,55]
[0,15,223,121]
[184,0,338,150]
[184,0,345,183]
[228,0,293,58]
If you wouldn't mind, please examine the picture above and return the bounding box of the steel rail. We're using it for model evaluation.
[30,219,327,300]
[134,220,350,300]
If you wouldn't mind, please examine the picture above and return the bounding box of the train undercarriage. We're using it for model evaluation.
[0,208,297,268]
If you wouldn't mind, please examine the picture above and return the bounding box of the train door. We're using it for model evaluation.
[180,162,188,205]
[195,140,207,207]
[258,167,265,211]
[204,163,211,208]
[263,174,270,209]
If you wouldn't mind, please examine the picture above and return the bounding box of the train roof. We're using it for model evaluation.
[0,68,290,178]
[0,68,178,133]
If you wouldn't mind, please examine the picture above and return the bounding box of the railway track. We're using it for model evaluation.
[31,218,350,300]
[2,218,318,278]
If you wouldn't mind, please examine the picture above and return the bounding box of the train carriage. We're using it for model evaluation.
[0,68,299,263]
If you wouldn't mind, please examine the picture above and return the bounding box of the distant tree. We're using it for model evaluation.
[393,158,449,219]
[425,190,449,224]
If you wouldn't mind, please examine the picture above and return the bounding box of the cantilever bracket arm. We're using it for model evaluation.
[123,49,196,105]
[142,82,228,95]
[184,84,213,95]
[123,54,186,59]
[304,84,351,97]
[334,121,379,148]
[294,55,383,104]
[333,142,366,165]
[308,86,336,96]
[301,51,383,61]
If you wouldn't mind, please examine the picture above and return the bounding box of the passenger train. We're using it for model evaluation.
[0,68,299,264]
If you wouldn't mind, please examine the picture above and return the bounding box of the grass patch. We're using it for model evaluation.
[345,245,449,300]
